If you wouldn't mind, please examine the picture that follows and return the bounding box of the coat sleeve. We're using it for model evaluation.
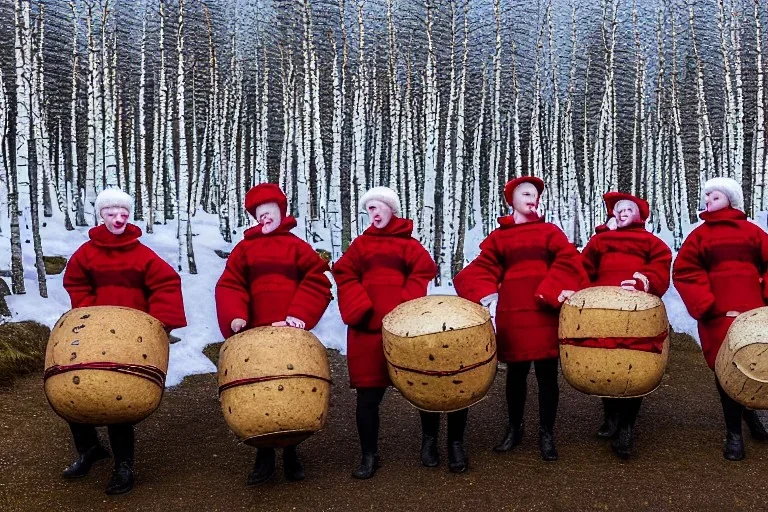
[144,250,187,330]
[332,242,374,326]
[672,232,716,320]
[758,228,768,303]
[215,244,251,338]
[287,241,333,330]
[62,246,97,308]
[640,236,672,297]
[454,233,504,303]
[402,240,438,302]
[581,237,601,283]
[535,229,587,309]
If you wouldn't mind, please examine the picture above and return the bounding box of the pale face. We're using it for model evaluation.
[101,207,130,235]
[613,199,641,228]
[705,190,730,212]
[511,183,539,216]
[366,200,393,229]
[255,202,282,234]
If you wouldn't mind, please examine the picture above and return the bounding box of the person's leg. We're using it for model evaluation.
[447,408,469,473]
[494,361,531,452]
[419,411,440,467]
[62,423,110,479]
[352,387,387,479]
[597,398,620,438]
[105,423,135,495]
[610,398,642,460]
[283,444,305,482]
[716,377,745,461]
[247,448,276,486]
[534,358,559,462]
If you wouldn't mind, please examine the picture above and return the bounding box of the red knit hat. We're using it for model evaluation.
[603,192,650,222]
[245,183,288,217]
[503,176,545,206]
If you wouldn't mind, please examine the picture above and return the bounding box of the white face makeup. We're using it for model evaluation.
[704,190,730,213]
[366,199,393,229]
[255,202,282,234]
[101,207,130,235]
[512,182,539,217]
[613,199,641,228]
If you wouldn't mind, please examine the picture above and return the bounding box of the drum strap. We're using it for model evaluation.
[218,374,333,395]
[43,362,166,388]
[386,351,497,377]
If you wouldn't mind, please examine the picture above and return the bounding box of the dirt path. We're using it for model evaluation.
[1,334,767,511]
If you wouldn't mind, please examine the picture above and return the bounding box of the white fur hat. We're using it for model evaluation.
[701,177,744,212]
[95,188,133,218]
[360,186,401,216]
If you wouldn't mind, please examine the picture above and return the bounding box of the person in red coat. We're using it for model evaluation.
[215,183,333,485]
[61,188,187,495]
[581,192,672,459]
[673,177,768,461]
[332,187,459,478]
[454,176,586,461]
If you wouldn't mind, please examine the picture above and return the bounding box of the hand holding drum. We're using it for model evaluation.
[382,295,497,412]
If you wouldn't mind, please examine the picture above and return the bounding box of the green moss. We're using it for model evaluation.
[0,321,50,387]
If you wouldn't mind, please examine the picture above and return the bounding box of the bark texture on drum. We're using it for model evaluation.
[716,308,768,409]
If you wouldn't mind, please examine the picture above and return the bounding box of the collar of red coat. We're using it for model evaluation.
[497,215,545,229]
[363,216,414,237]
[243,216,298,239]
[698,207,747,223]
[88,223,142,248]
[594,222,646,234]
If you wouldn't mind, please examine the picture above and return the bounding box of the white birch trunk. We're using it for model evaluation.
[421,0,439,257]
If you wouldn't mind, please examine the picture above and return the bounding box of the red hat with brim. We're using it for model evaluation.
[603,191,650,222]
[245,183,288,218]
[504,176,545,206]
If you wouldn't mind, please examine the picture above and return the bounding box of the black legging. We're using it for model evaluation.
[506,358,559,431]
[419,409,469,443]
[69,422,134,465]
[716,377,744,435]
[603,397,643,428]
[356,387,387,454]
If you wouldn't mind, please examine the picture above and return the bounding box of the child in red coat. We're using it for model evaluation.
[581,192,672,459]
[215,183,333,485]
[674,177,768,461]
[454,176,586,461]
[332,187,456,478]
[62,188,187,495]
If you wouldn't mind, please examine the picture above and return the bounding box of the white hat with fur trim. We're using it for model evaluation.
[360,186,401,216]
[701,177,744,213]
[95,188,133,219]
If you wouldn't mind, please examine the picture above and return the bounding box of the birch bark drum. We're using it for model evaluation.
[382,296,497,412]
[715,308,768,409]
[558,287,669,397]
[44,306,169,425]
[217,327,331,448]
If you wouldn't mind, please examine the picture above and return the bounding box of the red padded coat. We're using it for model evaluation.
[454,216,586,363]
[63,224,187,330]
[673,207,768,369]
[215,216,332,338]
[332,217,437,388]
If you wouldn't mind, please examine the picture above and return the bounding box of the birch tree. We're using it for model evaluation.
[421,0,439,263]
[176,0,195,274]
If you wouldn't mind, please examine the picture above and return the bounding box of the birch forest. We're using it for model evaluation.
[1,0,767,292]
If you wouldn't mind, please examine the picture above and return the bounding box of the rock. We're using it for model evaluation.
[203,342,223,367]
[0,320,51,387]
[42,255,68,275]
[315,249,331,264]
[214,249,231,260]
[169,334,181,344]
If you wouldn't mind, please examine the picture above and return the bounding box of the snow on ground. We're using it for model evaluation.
[4,204,750,387]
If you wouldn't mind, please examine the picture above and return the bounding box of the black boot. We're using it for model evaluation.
[447,441,468,473]
[62,444,111,479]
[610,423,634,460]
[724,432,745,461]
[283,446,305,482]
[420,435,439,467]
[247,448,276,486]
[352,453,380,479]
[539,428,558,462]
[743,410,768,441]
[105,460,134,495]
[493,423,523,453]
[597,399,619,439]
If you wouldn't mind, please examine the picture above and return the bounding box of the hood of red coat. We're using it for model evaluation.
[698,207,748,223]
[88,223,142,249]
[243,216,298,239]
[497,215,545,229]
[363,216,414,238]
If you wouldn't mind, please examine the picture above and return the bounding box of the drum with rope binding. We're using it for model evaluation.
[217,326,331,448]
[382,295,497,412]
[715,307,768,409]
[44,306,169,425]
[558,287,670,397]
